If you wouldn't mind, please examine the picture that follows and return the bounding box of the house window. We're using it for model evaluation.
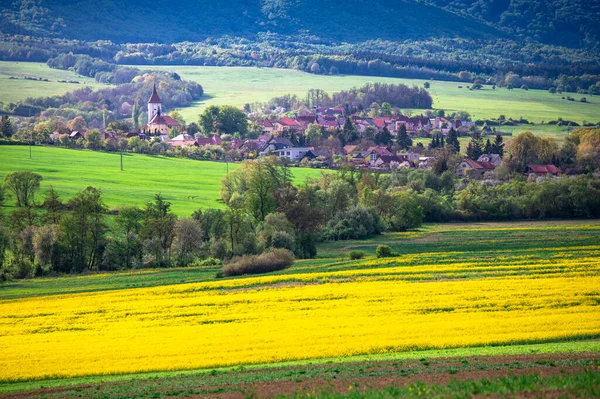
[286,151,291,156]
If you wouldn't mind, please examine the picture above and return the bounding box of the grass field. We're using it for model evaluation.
[0,146,327,216]
[0,61,106,104]
[0,220,598,395]
[1,62,597,131]
[139,65,600,126]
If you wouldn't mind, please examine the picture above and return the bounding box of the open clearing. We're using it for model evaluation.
[0,146,327,216]
[0,61,107,104]
[0,62,597,133]
[0,220,599,397]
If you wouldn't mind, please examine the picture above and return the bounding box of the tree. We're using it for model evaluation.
[424,82,430,89]
[341,117,359,145]
[168,127,178,139]
[0,115,13,137]
[397,124,412,150]
[446,128,460,153]
[131,102,140,130]
[33,225,58,267]
[58,187,107,272]
[484,138,492,154]
[85,129,102,150]
[142,194,177,266]
[380,102,393,116]
[199,105,248,137]
[67,116,87,132]
[491,134,504,156]
[375,126,393,146]
[505,132,558,173]
[3,171,42,207]
[173,218,203,266]
[304,124,323,147]
[42,186,62,224]
[466,131,484,160]
[169,110,186,126]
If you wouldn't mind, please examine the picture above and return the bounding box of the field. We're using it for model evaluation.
[0,146,327,216]
[1,220,599,397]
[133,65,600,127]
[0,62,597,132]
[0,61,106,104]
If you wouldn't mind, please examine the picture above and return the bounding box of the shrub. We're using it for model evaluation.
[271,231,295,252]
[222,249,294,277]
[376,245,393,258]
[349,250,365,260]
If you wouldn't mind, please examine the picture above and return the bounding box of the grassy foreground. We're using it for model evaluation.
[0,146,326,216]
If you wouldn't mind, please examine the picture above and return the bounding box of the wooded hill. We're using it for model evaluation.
[3,0,596,49]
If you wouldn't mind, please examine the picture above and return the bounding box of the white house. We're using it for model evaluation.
[272,147,313,161]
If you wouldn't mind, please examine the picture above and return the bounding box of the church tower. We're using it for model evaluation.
[148,83,162,124]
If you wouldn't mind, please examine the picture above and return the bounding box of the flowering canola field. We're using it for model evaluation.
[1,254,600,382]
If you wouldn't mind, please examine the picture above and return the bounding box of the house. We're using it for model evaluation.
[262,120,276,133]
[477,154,502,167]
[457,158,496,177]
[196,134,222,147]
[372,155,403,169]
[69,131,86,140]
[272,147,313,162]
[347,150,373,164]
[397,152,421,163]
[527,164,562,176]
[343,145,359,154]
[168,134,197,147]
[260,136,293,154]
[368,146,394,157]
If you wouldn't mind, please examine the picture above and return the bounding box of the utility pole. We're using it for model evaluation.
[120,152,123,171]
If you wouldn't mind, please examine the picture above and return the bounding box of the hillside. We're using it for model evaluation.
[1,0,502,43]
[2,0,597,48]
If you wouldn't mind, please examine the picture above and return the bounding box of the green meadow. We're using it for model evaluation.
[0,146,327,216]
[0,61,106,104]
[1,62,597,132]
[140,65,599,126]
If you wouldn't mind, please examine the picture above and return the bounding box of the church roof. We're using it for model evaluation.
[148,84,161,104]
[149,113,181,127]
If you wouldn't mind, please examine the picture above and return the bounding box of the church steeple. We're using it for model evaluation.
[147,83,162,124]
[148,83,161,104]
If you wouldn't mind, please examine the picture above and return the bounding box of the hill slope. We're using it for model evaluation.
[1,0,503,43]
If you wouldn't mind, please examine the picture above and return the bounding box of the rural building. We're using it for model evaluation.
[143,84,181,135]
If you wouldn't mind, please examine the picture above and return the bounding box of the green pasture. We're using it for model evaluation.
[0,61,106,104]
[0,146,327,216]
[2,219,598,300]
[1,62,597,130]
[140,65,600,126]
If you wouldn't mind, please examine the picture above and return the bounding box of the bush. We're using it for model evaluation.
[376,245,393,258]
[349,250,365,260]
[271,231,295,252]
[222,249,294,277]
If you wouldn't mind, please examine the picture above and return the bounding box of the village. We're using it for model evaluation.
[50,85,572,180]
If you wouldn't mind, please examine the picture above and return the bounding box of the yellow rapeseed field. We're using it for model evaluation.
[1,265,600,382]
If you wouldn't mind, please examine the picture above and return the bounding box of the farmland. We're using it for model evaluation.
[142,65,598,126]
[1,62,597,132]
[0,61,107,104]
[0,146,327,216]
[0,220,599,396]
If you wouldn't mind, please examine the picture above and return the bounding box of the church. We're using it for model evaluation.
[142,84,181,135]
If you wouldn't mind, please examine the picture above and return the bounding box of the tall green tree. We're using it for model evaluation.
[466,131,484,160]
[341,117,358,145]
[0,115,13,137]
[491,134,505,156]
[396,125,412,149]
[446,128,460,153]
